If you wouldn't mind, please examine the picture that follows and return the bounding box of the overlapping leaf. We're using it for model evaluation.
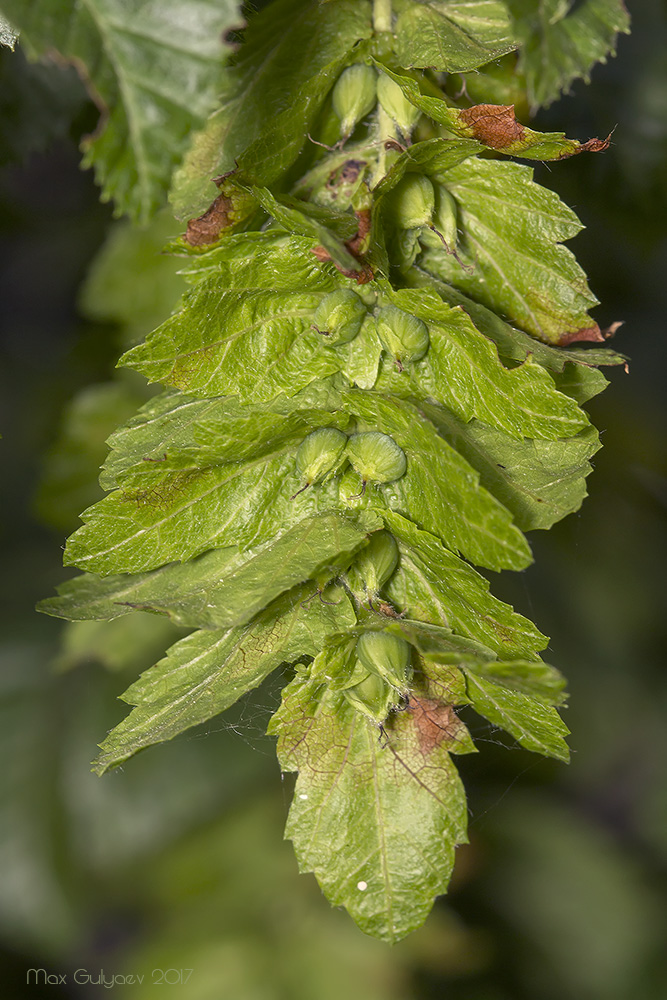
[419,158,602,345]
[1,0,242,221]
[392,0,517,71]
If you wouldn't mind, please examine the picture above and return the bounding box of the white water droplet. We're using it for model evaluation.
[357,880,368,891]
[299,793,308,800]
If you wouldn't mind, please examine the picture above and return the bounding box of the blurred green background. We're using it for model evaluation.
[1,1,666,996]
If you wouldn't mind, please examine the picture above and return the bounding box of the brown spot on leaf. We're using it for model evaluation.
[557,131,614,159]
[459,104,524,149]
[185,192,235,246]
[409,697,459,754]
[558,324,605,346]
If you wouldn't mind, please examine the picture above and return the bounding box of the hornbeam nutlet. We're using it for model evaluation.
[356,631,411,690]
[377,73,421,136]
[389,173,435,230]
[375,304,430,366]
[343,666,395,723]
[294,427,347,494]
[332,64,377,138]
[312,289,367,344]
[345,531,399,604]
[345,431,407,484]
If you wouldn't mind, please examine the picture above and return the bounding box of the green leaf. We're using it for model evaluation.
[269,668,469,941]
[94,583,356,774]
[382,511,547,657]
[341,390,532,571]
[170,0,373,219]
[419,158,603,345]
[375,286,590,439]
[421,402,602,531]
[506,0,631,108]
[45,513,370,631]
[393,0,517,72]
[460,666,571,760]
[1,0,243,222]
[376,63,612,159]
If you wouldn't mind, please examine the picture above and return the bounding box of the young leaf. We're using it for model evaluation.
[1,0,243,221]
[94,583,356,774]
[269,668,471,942]
[506,0,631,109]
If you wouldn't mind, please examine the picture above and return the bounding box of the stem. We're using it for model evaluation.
[373,0,392,33]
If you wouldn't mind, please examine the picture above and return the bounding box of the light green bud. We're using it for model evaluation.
[343,665,395,723]
[295,427,347,489]
[346,431,407,484]
[345,531,399,603]
[312,289,367,344]
[332,64,377,138]
[389,173,434,230]
[377,73,421,136]
[375,304,429,367]
[356,631,411,690]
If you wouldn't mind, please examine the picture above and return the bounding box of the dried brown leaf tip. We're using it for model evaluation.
[558,324,605,346]
[408,696,460,754]
[459,104,525,149]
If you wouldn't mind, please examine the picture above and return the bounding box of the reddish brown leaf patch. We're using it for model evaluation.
[557,132,613,159]
[408,697,460,754]
[459,104,524,149]
[184,192,235,246]
[558,324,605,346]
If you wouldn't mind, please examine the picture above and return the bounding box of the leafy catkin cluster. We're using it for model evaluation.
[38,0,629,940]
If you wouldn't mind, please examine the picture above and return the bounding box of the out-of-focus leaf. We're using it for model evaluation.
[55,614,184,674]
[393,0,517,72]
[94,584,356,773]
[506,0,631,108]
[1,0,242,221]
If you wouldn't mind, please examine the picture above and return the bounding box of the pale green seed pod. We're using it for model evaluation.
[332,64,377,138]
[345,431,407,484]
[345,531,399,603]
[295,427,347,490]
[377,73,421,136]
[312,289,367,344]
[356,631,411,690]
[420,183,459,251]
[343,665,395,723]
[389,173,435,230]
[375,304,429,366]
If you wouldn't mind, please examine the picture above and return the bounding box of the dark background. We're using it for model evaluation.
[1,1,665,996]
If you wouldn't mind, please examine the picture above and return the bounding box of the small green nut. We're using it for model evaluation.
[356,630,411,690]
[377,73,421,136]
[389,173,435,230]
[346,431,407,484]
[343,666,395,723]
[294,427,347,491]
[332,64,377,138]
[345,531,399,603]
[375,304,429,367]
[312,289,367,344]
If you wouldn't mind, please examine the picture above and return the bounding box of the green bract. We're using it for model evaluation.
[375,304,430,366]
[34,0,629,945]
[312,288,367,344]
[345,431,407,484]
[332,63,377,138]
